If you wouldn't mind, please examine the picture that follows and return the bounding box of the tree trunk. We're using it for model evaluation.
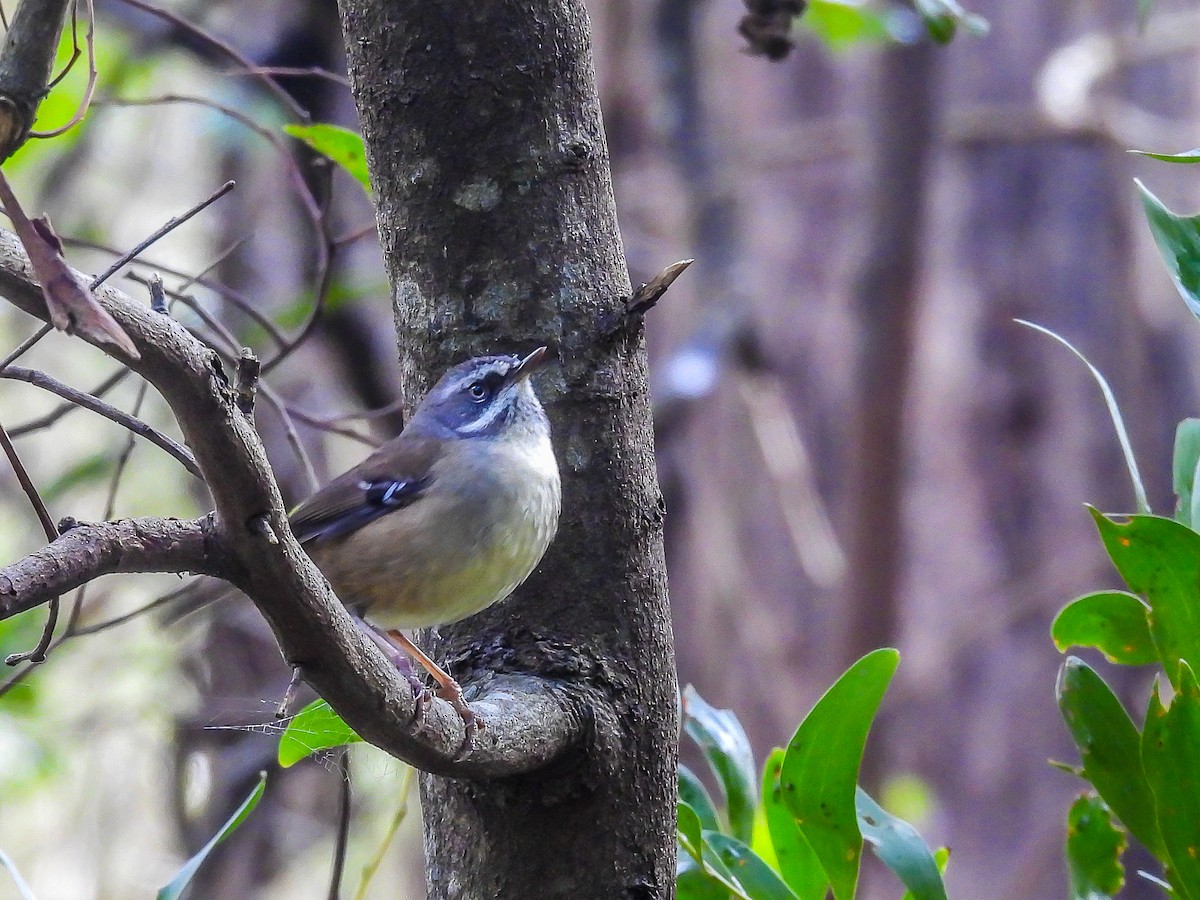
[336,1,679,897]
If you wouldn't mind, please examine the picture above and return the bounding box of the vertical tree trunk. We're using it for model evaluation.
[336,1,679,897]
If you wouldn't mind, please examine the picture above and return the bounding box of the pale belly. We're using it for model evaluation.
[306,453,560,629]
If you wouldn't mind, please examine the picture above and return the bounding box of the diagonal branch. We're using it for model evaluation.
[0,226,585,779]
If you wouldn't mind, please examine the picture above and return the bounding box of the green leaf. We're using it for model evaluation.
[1137,179,1200,323]
[683,686,758,843]
[277,698,362,767]
[779,648,900,900]
[283,123,371,195]
[677,812,755,900]
[1143,663,1200,898]
[761,747,828,900]
[1172,419,1200,528]
[1089,511,1200,689]
[802,1,888,50]
[1051,591,1157,665]
[677,855,731,900]
[912,0,989,43]
[680,765,723,835]
[705,832,801,900]
[157,772,267,900]
[855,788,947,900]
[1056,657,1164,858]
[903,848,950,900]
[1016,321,1149,515]
[1131,149,1200,164]
[0,849,36,900]
[679,801,707,862]
[1066,793,1125,900]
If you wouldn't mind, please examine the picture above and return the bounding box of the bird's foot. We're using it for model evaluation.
[436,677,484,755]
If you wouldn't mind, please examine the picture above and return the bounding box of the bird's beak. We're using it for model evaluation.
[511,346,549,382]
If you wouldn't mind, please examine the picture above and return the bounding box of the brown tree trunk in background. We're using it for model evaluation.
[842,41,937,785]
[337,1,679,897]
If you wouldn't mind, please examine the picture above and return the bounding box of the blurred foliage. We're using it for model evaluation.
[1048,169,1200,897]
[676,658,949,900]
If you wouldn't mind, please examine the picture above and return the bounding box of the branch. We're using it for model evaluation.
[0,226,586,778]
[0,515,228,619]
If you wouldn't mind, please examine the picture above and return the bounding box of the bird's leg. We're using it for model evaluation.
[352,615,432,715]
[385,629,481,734]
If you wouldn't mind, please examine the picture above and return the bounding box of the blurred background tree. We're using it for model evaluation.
[0,0,1195,897]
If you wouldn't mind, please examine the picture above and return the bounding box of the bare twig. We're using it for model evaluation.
[329,751,352,900]
[31,0,97,139]
[9,368,128,437]
[112,0,312,122]
[627,258,693,316]
[0,416,59,663]
[219,66,350,89]
[0,365,200,476]
[286,405,380,448]
[98,95,327,279]
[91,180,237,288]
[275,665,303,719]
[0,323,52,372]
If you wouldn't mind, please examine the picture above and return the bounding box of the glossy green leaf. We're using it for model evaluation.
[677,810,755,900]
[157,772,266,900]
[1173,419,1200,528]
[1066,793,1125,900]
[1017,322,1148,514]
[278,698,362,767]
[0,849,36,900]
[761,747,828,900]
[1051,591,1156,665]
[680,765,723,835]
[705,832,801,900]
[1089,510,1200,690]
[855,788,947,900]
[683,686,758,843]
[1056,657,1163,858]
[1138,179,1200,323]
[779,648,900,900]
[1143,663,1200,899]
[283,123,371,195]
[802,1,888,49]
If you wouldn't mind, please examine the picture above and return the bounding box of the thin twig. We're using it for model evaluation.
[329,751,352,900]
[69,582,192,637]
[0,417,59,664]
[90,180,237,288]
[98,95,327,278]
[219,65,350,89]
[0,181,239,364]
[112,0,312,122]
[0,324,52,373]
[285,405,380,448]
[0,365,201,477]
[258,381,320,494]
[31,0,97,138]
[9,368,128,437]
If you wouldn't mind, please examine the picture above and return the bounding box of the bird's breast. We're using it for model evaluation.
[310,431,560,630]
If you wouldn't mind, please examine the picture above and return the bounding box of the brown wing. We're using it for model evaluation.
[289,434,442,544]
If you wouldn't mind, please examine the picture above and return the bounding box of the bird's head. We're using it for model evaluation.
[410,347,551,441]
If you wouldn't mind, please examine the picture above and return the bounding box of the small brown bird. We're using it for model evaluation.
[290,348,561,725]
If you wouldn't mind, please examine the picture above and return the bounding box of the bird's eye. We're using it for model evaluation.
[467,381,488,402]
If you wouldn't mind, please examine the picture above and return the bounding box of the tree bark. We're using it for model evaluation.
[337,1,678,898]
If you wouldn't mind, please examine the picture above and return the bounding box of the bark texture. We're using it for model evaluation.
[337,1,678,897]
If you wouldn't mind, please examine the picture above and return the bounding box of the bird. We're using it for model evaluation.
[288,347,561,728]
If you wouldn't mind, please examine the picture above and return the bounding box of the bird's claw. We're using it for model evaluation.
[436,682,484,756]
